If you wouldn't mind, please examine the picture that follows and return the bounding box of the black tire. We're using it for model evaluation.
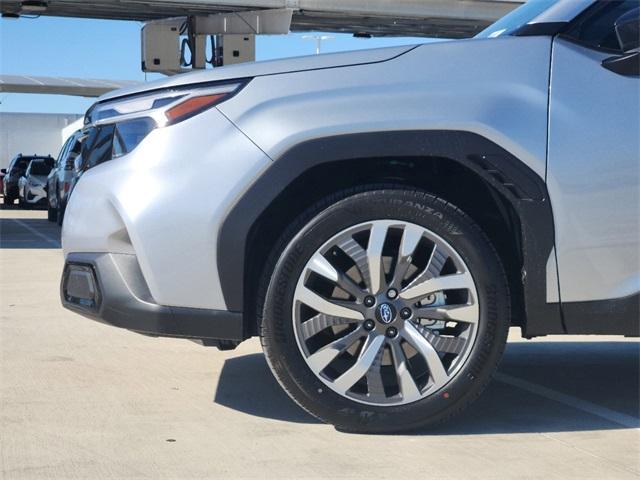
[19,190,28,209]
[47,204,57,222]
[260,187,510,433]
[56,201,65,226]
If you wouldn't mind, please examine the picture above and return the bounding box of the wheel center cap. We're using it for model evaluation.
[375,303,397,324]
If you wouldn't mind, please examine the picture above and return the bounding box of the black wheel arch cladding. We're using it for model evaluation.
[217,130,562,337]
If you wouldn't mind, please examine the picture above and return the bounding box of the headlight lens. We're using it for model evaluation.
[112,118,157,159]
[85,80,247,127]
[79,80,248,170]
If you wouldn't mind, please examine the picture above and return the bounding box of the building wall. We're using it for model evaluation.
[0,112,82,169]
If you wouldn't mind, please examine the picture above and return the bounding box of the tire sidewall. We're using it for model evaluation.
[262,188,509,432]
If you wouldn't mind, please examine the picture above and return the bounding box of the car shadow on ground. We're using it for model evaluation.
[0,217,61,248]
[214,341,640,433]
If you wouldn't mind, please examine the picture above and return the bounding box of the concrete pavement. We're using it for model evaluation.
[1,209,639,479]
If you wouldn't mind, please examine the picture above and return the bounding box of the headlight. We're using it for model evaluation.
[80,80,248,170]
[85,80,247,127]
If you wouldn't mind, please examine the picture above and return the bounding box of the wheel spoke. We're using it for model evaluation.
[333,334,385,394]
[400,272,473,302]
[307,252,363,298]
[296,285,364,320]
[390,224,423,288]
[301,314,357,340]
[366,223,388,294]
[337,237,371,290]
[403,244,448,292]
[416,303,479,324]
[402,322,449,388]
[414,324,467,355]
[335,272,366,299]
[307,253,339,282]
[306,327,364,372]
[390,341,422,402]
[365,342,386,397]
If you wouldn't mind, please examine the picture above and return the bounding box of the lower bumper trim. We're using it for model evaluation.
[61,252,245,342]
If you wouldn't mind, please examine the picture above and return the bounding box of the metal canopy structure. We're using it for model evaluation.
[0,75,139,97]
[1,0,521,38]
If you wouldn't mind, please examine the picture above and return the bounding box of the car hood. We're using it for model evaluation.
[28,175,48,184]
[98,45,417,103]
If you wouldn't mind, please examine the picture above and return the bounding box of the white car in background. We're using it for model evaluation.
[18,158,54,208]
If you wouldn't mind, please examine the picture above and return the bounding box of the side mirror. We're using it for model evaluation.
[0,169,6,174]
[602,8,640,76]
[615,7,640,53]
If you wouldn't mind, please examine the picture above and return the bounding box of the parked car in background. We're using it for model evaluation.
[47,130,83,224]
[18,157,54,208]
[2,154,52,206]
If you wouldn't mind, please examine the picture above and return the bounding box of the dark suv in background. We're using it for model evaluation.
[2,154,53,206]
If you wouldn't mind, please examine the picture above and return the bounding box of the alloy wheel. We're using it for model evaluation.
[292,220,480,406]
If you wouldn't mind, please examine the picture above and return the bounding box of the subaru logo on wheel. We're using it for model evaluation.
[377,303,396,324]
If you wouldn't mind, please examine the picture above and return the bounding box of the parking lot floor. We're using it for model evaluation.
[1,208,639,479]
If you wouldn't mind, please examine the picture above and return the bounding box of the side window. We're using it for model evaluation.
[8,157,19,172]
[67,139,82,164]
[565,0,639,52]
[57,138,72,167]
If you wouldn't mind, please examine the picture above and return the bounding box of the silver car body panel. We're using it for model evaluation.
[98,45,416,102]
[547,38,640,302]
[66,36,554,311]
[219,36,553,180]
[62,107,271,310]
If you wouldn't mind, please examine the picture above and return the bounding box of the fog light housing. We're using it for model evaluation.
[62,263,101,311]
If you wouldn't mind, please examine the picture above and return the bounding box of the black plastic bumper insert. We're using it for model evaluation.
[61,252,245,342]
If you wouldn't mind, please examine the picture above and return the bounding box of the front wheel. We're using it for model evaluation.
[260,188,510,433]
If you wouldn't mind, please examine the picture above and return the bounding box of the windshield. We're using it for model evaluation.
[12,160,29,173]
[29,161,52,176]
[476,0,561,38]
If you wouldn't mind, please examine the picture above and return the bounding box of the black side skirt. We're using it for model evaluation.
[562,295,640,336]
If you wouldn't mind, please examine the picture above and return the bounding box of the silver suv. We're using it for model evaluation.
[61,0,639,433]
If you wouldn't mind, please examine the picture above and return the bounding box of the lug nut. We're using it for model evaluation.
[400,307,412,320]
[363,319,375,331]
[387,288,398,299]
[363,296,376,307]
[385,326,398,338]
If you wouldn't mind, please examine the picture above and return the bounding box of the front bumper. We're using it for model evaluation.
[61,252,245,344]
[62,106,270,311]
[25,185,47,205]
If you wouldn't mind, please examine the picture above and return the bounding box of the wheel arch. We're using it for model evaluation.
[217,130,563,338]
